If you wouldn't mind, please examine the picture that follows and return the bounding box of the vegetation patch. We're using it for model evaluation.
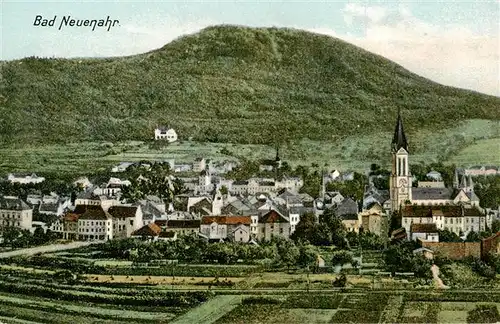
[282,294,343,309]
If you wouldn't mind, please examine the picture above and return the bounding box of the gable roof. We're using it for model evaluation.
[79,206,110,220]
[0,197,31,211]
[108,206,138,219]
[201,216,251,225]
[260,210,289,223]
[411,187,454,200]
[132,223,162,236]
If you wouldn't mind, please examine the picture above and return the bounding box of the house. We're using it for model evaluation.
[7,173,45,184]
[73,177,92,190]
[200,216,251,242]
[56,205,89,240]
[464,165,499,176]
[193,158,206,173]
[426,171,443,181]
[358,202,389,237]
[410,223,439,242]
[335,198,360,232]
[108,206,143,239]
[77,206,113,241]
[131,223,162,241]
[158,231,178,241]
[257,209,291,241]
[165,219,200,236]
[0,197,33,230]
[154,126,178,142]
[75,191,119,211]
[111,162,134,173]
[401,205,488,236]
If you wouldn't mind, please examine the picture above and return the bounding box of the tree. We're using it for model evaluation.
[491,219,500,233]
[332,273,347,287]
[438,229,462,242]
[467,304,500,323]
[320,208,347,248]
[297,243,318,268]
[331,250,353,266]
[219,185,228,195]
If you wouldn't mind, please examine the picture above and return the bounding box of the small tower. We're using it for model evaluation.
[453,169,460,189]
[275,145,282,169]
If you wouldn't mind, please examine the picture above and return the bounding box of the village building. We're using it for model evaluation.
[200,215,252,242]
[0,197,33,230]
[7,173,45,184]
[77,206,113,241]
[108,205,143,239]
[154,126,178,142]
[257,209,290,241]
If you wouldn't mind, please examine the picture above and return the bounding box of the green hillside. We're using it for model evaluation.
[1,25,499,146]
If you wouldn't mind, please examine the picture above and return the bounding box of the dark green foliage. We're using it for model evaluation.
[331,310,381,323]
[474,176,500,209]
[2,26,498,147]
[383,241,432,278]
[438,229,463,242]
[467,305,500,323]
[331,251,353,266]
[326,172,367,201]
[332,273,347,287]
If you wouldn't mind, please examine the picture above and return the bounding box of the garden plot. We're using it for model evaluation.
[84,274,244,286]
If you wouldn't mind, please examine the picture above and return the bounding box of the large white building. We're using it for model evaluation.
[154,126,178,142]
[7,173,45,184]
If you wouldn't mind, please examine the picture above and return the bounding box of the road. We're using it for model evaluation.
[0,241,99,259]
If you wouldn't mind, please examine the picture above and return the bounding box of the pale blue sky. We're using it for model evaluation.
[1,0,499,95]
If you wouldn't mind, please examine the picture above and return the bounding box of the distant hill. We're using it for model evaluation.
[1,25,499,146]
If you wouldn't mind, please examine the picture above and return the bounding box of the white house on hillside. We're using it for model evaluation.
[154,126,178,142]
[7,173,45,184]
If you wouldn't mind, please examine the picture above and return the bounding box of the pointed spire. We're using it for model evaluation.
[460,174,467,188]
[391,108,408,153]
[454,169,459,188]
[468,175,474,190]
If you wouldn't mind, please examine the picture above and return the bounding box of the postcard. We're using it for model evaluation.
[1,1,499,323]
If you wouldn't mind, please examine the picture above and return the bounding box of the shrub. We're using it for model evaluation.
[467,304,500,323]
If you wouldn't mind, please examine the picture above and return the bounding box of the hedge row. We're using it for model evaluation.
[282,294,343,309]
[0,281,213,307]
[404,292,500,303]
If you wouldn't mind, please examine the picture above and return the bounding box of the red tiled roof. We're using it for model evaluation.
[132,223,161,237]
[260,210,288,223]
[201,216,251,225]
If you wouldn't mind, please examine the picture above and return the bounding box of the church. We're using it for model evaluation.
[389,110,491,236]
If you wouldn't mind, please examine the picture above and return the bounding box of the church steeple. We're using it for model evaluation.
[391,108,408,153]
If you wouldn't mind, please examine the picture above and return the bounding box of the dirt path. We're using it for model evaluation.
[0,241,97,259]
[171,295,243,324]
[431,264,449,289]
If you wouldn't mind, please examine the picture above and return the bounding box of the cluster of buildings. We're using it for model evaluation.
[1,117,499,251]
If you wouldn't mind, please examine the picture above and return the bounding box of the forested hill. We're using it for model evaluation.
[1,25,499,145]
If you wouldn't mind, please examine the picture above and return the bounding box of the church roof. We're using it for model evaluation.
[391,110,408,153]
[411,187,454,200]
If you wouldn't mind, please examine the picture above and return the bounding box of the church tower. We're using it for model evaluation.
[390,109,412,212]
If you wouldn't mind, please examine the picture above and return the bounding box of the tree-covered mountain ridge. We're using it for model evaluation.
[1,25,499,145]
